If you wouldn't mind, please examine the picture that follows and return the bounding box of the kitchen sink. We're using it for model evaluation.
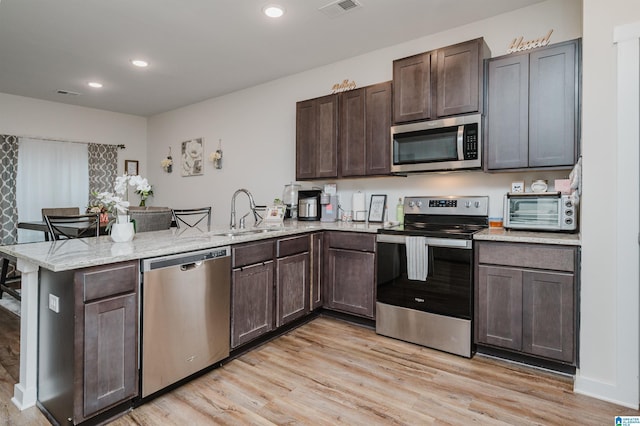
[211,228,279,237]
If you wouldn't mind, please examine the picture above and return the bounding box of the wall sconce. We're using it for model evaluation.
[161,147,173,173]
[209,139,223,169]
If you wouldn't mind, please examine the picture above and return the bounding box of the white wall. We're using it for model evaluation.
[575,0,640,409]
[147,0,582,226]
[0,93,147,179]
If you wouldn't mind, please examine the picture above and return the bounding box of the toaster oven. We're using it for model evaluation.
[503,192,577,232]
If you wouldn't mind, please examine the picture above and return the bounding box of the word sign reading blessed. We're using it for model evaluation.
[331,79,357,93]
[507,29,553,54]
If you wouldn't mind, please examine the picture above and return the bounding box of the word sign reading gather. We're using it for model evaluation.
[507,29,553,54]
[331,79,357,94]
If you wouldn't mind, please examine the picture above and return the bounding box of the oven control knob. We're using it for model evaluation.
[408,201,415,208]
[565,209,573,216]
[474,201,480,208]
[565,200,573,208]
[465,201,471,208]
[565,218,573,225]
[415,201,422,208]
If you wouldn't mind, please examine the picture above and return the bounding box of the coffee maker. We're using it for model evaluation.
[297,190,321,221]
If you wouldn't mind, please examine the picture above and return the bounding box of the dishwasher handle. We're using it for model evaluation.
[180,261,203,272]
[143,246,230,272]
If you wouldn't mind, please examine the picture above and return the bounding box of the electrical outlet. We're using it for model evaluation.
[48,294,59,313]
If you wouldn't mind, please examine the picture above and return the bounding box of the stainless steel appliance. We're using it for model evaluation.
[141,247,231,398]
[391,114,482,173]
[320,193,339,222]
[503,192,577,232]
[298,190,321,221]
[376,196,488,357]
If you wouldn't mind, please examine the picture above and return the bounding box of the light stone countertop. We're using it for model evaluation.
[474,228,581,246]
[0,220,382,272]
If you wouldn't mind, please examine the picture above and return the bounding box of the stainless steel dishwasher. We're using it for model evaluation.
[141,246,231,397]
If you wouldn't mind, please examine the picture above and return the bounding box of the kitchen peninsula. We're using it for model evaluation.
[0,220,380,423]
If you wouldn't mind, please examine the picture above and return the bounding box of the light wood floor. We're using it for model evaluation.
[1,309,638,425]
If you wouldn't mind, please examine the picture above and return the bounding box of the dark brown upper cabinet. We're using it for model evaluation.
[485,39,581,171]
[340,81,392,177]
[296,94,339,180]
[296,81,392,180]
[393,38,490,124]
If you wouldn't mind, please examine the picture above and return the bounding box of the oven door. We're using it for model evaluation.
[376,233,473,320]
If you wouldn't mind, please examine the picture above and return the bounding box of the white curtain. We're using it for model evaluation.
[16,138,89,243]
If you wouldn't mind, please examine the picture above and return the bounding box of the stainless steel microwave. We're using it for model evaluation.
[390,114,482,173]
[503,192,578,232]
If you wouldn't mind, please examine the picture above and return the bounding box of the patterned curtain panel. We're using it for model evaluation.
[0,135,19,245]
[88,143,118,198]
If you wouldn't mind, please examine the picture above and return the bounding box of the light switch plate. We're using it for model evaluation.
[48,294,59,313]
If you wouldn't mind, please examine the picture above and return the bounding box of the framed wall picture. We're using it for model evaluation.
[368,194,387,223]
[125,160,139,176]
[181,138,204,176]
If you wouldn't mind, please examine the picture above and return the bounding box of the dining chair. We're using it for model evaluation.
[0,257,21,301]
[129,208,173,232]
[44,214,100,240]
[41,207,80,240]
[172,207,212,229]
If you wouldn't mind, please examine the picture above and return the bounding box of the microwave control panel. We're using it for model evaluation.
[463,124,479,160]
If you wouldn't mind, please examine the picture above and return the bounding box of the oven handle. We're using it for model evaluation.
[376,234,472,249]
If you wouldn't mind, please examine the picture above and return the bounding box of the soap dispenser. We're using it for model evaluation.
[396,197,404,225]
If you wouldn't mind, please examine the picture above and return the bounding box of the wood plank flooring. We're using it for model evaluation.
[1,310,638,425]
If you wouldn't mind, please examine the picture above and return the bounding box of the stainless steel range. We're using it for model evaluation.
[376,195,488,358]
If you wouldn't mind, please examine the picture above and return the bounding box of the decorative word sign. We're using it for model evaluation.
[507,29,553,54]
[331,79,357,93]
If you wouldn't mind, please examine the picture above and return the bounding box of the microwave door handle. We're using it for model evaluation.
[457,125,464,161]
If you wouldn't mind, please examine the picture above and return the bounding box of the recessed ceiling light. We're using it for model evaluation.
[88,81,103,88]
[131,59,149,68]
[263,5,285,18]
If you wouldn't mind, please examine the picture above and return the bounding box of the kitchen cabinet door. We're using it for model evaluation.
[277,252,310,327]
[522,270,575,362]
[296,94,338,180]
[340,88,367,177]
[340,82,392,177]
[393,51,433,123]
[486,54,530,169]
[436,38,484,117]
[231,261,275,348]
[528,41,578,168]
[476,265,523,351]
[365,81,392,175]
[323,232,376,319]
[84,293,137,417]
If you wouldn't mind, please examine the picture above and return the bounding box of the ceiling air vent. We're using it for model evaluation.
[56,89,81,96]
[319,0,362,18]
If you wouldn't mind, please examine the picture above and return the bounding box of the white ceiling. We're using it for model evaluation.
[0,0,544,117]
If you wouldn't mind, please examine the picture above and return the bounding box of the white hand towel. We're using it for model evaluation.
[406,236,428,281]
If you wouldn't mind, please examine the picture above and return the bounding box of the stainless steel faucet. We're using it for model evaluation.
[230,188,258,229]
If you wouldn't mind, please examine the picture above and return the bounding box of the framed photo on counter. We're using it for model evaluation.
[125,160,139,176]
[368,194,387,222]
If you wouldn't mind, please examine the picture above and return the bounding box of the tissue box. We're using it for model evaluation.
[555,179,571,194]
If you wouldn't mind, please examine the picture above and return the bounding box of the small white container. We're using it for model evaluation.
[531,179,548,193]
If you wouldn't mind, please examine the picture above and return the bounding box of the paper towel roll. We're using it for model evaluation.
[352,192,366,221]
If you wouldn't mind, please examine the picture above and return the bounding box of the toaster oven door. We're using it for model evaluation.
[504,194,563,230]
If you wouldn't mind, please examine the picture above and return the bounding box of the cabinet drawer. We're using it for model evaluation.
[79,261,138,303]
[277,235,310,258]
[327,231,376,252]
[477,242,576,272]
[233,240,275,268]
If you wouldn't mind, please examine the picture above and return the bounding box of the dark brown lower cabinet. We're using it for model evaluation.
[231,261,275,348]
[231,235,310,349]
[323,231,376,319]
[310,232,323,310]
[38,261,139,425]
[475,241,577,364]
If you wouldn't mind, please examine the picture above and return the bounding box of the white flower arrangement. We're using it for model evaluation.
[93,174,152,218]
[209,151,222,161]
[161,157,173,172]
